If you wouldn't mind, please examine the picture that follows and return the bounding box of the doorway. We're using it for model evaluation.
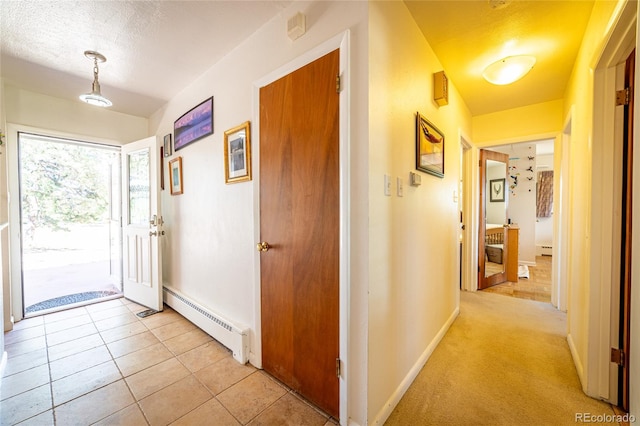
[479,140,557,303]
[18,132,122,315]
[259,49,340,418]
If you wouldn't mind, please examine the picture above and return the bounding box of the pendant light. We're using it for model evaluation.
[79,50,112,107]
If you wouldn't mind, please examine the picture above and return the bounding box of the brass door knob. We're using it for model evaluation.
[256,242,270,252]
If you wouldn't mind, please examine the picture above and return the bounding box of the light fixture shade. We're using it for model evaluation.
[482,55,536,85]
[79,92,113,107]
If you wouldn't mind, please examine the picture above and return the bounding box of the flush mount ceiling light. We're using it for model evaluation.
[482,55,536,85]
[79,50,112,107]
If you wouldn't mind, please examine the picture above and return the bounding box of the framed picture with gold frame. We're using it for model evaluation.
[169,156,183,195]
[415,112,445,178]
[224,121,252,184]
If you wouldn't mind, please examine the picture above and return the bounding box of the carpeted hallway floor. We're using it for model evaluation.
[385,291,617,425]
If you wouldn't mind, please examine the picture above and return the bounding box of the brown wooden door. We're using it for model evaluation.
[478,149,510,290]
[259,49,340,417]
[619,49,634,412]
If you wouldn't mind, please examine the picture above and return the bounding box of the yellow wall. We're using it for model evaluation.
[472,99,564,144]
[368,2,472,423]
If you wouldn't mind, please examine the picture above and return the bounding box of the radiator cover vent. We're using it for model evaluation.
[163,285,249,363]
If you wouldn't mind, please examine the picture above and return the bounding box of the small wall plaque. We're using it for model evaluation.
[434,71,449,106]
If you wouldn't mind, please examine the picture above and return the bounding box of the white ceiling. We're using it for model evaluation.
[1,1,594,124]
[0,1,292,117]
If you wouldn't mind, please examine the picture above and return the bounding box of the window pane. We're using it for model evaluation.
[128,149,149,225]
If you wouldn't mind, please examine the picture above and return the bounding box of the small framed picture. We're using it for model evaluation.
[224,121,251,184]
[160,147,165,190]
[169,157,183,195]
[490,178,505,202]
[415,112,445,178]
[174,97,214,151]
[164,134,172,157]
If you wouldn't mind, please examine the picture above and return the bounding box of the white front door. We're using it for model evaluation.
[121,136,163,311]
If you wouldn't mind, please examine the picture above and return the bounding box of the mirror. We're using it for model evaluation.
[485,159,507,278]
[478,149,510,289]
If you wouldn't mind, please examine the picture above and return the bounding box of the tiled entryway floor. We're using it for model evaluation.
[2,298,337,425]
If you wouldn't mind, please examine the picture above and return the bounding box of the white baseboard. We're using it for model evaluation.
[370,306,460,425]
[567,333,586,392]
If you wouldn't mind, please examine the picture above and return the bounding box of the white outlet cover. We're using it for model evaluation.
[397,177,404,197]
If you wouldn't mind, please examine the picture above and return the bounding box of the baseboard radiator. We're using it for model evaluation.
[163,285,249,364]
[536,245,553,256]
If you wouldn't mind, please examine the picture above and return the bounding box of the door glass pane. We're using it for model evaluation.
[128,149,149,225]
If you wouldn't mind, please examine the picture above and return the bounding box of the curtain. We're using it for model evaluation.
[536,171,554,217]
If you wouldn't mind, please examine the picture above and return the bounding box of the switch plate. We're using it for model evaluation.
[384,174,391,196]
[397,177,404,197]
[410,172,421,186]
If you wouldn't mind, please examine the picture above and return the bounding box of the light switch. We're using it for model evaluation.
[384,174,391,196]
[397,177,404,197]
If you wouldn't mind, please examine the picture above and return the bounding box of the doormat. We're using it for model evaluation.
[25,290,120,314]
[136,309,159,318]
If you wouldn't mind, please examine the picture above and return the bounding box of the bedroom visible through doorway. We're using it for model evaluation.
[18,133,122,316]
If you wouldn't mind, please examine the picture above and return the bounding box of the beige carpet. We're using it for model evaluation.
[385,291,616,425]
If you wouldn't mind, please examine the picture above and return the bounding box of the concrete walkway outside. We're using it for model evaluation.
[22,224,121,313]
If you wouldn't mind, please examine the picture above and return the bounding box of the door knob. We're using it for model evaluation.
[256,242,270,252]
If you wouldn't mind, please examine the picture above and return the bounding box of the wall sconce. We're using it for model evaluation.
[433,71,448,106]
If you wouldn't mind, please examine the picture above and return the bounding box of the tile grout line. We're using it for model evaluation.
[85,303,151,425]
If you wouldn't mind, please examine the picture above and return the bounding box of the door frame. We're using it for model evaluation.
[5,123,122,324]
[459,133,477,292]
[587,0,636,403]
[251,31,350,423]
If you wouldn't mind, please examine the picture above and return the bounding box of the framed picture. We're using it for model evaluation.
[490,178,505,202]
[163,134,172,157]
[415,112,445,178]
[224,121,252,184]
[174,97,213,151]
[160,146,165,190]
[169,157,183,195]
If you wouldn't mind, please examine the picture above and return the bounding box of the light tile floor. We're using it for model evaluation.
[2,298,338,425]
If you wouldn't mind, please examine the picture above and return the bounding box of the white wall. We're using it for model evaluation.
[368,2,471,423]
[148,2,370,424]
[4,86,148,144]
[504,144,537,264]
[0,79,6,372]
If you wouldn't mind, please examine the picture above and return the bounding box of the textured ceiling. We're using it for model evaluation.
[404,0,595,116]
[0,1,291,117]
[1,1,595,119]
